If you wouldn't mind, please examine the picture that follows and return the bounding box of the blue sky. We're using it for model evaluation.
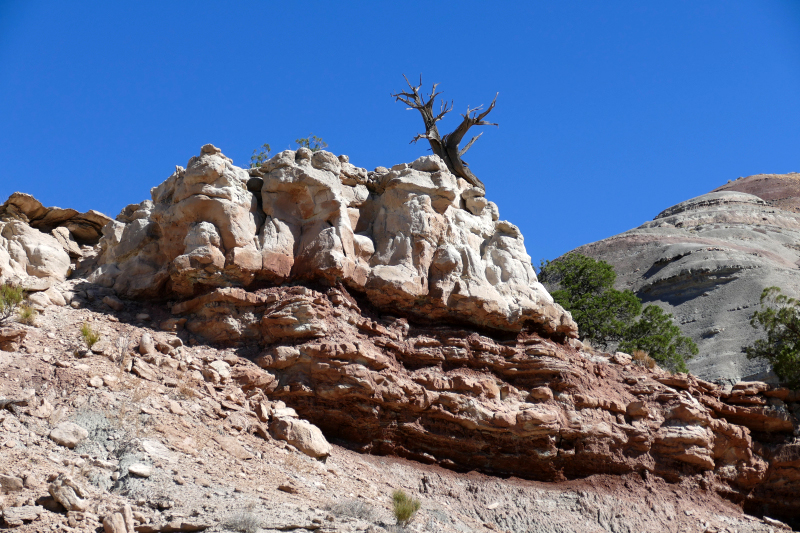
[2,1,799,263]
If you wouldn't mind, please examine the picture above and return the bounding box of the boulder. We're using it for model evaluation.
[270,417,332,459]
[139,333,156,355]
[48,474,88,512]
[1,192,111,244]
[0,326,26,351]
[103,295,124,311]
[49,421,89,448]
[1,505,43,527]
[0,218,70,285]
[127,463,152,478]
[0,474,24,493]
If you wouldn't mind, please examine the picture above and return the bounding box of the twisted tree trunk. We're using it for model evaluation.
[392,75,498,190]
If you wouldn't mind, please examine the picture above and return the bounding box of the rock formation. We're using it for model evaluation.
[571,188,800,383]
[2,152,800,529]
[0,192,110,300]
[88,144,576,338]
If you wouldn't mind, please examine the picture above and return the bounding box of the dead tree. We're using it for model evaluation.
[392,75,498,190]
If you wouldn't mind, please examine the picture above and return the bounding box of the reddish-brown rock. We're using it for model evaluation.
[164,282,800,523]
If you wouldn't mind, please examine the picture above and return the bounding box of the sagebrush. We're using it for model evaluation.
[224,510,261,533]
[80,322,101,349]
[17,303,37,326]
[0,283,24,323]
[392,489,420,527]
[632,349,656,369]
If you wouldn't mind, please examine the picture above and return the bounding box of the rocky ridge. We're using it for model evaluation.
[1,149,800,530]
[571,187,800,383]
[87,144,575,338]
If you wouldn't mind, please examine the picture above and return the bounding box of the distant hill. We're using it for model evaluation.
[714,172,800,212]
[570,177,800,384]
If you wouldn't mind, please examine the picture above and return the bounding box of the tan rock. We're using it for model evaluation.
[209,360,231,380]
[1,505,43,527]
[0,325,26,351]
[139,333,156,355]
[103,512,127,533]
[44,286,67,306]
[270,417,332,459]
[49,422,89,448]
[48,474,88,512]
[0,217,71,284]
[88,146,576,337]
[52,226,82,257]
[128,463,152,478]
[132,358,159,382]
[103,295,124,311]
[28,291,51,308]
[0,474,24,493]
[212,434,254,460]
[626,401,650,418]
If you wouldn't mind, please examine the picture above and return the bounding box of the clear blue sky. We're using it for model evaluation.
[2,1,799,263]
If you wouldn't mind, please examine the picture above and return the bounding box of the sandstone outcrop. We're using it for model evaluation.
[571,189,800,383]
[4,152,800,528]
[165,280,797,523]
[89,145,576,337]
[0,192,111,292]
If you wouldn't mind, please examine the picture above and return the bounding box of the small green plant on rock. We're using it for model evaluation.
[250,143,272,168]
[295,134,327,152]
[392,489,421,528]
[80,322,101,349]
[0,283,24,323]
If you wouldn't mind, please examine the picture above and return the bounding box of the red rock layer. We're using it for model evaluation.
[170,284,800,525]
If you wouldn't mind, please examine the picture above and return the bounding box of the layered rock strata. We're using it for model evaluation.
[4,154,800,526]
[571,189,800,382]
[715,172,800,213]
[163,281,800,523]
[88,145,576,337]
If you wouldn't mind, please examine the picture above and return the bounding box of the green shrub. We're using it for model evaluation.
[539,253,641,348]
[619,305,697,373]
[250,143,272,168]
[80,322,101,349]
[539,252,696,372]
[391,489,420,527]
[17,303,37,326]
[0,283,24,323]
[745,286,800,387]
[295,134,327,152]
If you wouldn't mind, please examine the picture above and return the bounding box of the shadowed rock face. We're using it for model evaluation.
[572,189,800,383]
[88,144,577,338]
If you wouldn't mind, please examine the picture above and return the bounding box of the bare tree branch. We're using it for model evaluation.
[459,133,482,157]
[393,76,498,190]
